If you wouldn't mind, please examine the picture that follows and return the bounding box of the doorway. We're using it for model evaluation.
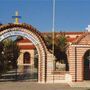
[84,50,90,80]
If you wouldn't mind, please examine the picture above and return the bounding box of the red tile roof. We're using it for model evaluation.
[67,38,76,42]
[42,32,84,35]
[17,32,84,44]
[17,38,32,43]
[19,45,35,50]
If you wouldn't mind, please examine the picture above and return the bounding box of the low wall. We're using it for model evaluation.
[46,52,72,83]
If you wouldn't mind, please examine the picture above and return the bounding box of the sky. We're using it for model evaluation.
[0,0,90,32]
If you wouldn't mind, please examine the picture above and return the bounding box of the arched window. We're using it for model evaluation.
[23,52,30,64]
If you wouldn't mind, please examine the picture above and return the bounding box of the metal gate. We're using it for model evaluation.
[0,65,38,82]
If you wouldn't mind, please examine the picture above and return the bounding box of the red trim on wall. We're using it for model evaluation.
[19,45,35,49]
[17,39,32,43]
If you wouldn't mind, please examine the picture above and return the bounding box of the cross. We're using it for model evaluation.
[12,11,21,24]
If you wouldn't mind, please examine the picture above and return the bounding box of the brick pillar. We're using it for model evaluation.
[46,52,54,83]
[76,48,83,82]
[69,45,76,82]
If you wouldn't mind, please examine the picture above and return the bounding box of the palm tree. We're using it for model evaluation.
[43,32,69,71]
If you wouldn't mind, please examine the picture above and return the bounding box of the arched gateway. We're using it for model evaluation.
[0,23,54,83]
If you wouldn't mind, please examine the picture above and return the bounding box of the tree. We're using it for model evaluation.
[14,36,23,42]
[0,42,4,74]
[2,39,20,70]
[43,32,69,71]
[44,34,52,51]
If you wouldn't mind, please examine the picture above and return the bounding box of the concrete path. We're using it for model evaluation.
[69,81,90,88]
[0,81,89,90]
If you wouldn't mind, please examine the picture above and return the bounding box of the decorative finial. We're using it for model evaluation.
[12,11,21,24]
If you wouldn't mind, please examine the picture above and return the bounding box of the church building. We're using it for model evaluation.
[17,38,36,66]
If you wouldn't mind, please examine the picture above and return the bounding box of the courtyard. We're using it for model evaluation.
[0,81,89,90]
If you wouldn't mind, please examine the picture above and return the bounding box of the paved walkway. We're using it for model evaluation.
[69,81,90,88]
[0,81,89,90]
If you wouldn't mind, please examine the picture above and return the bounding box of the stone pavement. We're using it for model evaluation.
[68,81,90,88]
[0,81,89,90]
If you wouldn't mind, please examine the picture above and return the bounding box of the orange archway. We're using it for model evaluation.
[0,23,48,83]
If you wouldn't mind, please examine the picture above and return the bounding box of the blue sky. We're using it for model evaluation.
[0,0,90,32]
